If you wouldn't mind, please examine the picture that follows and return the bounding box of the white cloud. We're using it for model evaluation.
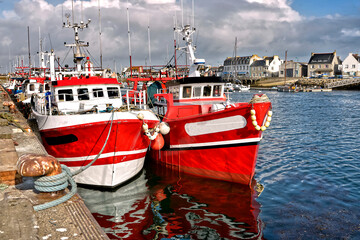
[1,36,12,47]
[1,0,360,72]
[341,28,360,37]
[144,0,176,4]
[1,10,18,19]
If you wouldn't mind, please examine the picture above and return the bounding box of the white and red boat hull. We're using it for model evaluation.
[149,102,271,185]
[33,110,158,187]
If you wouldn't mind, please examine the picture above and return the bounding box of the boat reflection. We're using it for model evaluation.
[78,163,264,239]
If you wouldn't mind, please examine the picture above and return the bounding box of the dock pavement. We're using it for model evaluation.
[0,84,109,240]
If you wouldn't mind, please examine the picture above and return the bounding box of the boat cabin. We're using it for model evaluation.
[154,76,229,120]
[166,76,226,103]
[22,79,51,97]
[53,84,122,113]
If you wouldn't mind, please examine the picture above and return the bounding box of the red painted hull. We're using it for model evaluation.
[149,101,272,185]
[36,113,159,187]
[40,119,156,162]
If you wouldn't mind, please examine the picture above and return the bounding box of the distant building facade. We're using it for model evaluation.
[223,55,262,79]
[250,55,281,78]
[342,53,360,76]
[279,61,308,78]
[308,51,341,77]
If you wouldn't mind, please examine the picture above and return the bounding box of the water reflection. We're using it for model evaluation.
[78,163,264,240]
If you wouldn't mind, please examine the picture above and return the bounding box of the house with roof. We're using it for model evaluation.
[279,61,308,78]
[342,53,360,76]
[250,55,282,78]
[223,55,262,79]
[307,51,341,77]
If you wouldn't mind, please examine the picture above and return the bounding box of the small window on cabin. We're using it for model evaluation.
[203,86,211,97]
[39,85,44,93]
[193,87,201,97]
[182,86,191,98]
[93,88,104,98]
[58,89,74,101]
[45,84,50,91]
[29,84,35,91]
[213,85,221,97]
[107,87,119,98]
[172,87,180,99]
[78,88,90,100]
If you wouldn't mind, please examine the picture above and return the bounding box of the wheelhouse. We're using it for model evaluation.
[167,76,226,103]
[53,84,122,113]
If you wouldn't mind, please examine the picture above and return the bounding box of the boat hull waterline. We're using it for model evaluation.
[34,110,158,187]
[149,101,272,185]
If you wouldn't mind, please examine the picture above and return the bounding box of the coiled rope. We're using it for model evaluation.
[33,111,115,211]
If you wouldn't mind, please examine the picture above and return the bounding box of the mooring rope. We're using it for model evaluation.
[33,111,115,211]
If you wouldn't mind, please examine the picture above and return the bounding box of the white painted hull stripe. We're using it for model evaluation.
[57,148,148,162]
[170,137,262,149]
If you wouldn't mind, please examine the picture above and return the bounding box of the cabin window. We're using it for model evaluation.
[77,88,89,100]
[107,87,119,98]
[182,86,191,98]
[39,85,44,93]
[93,88,104,98]
[203,86,211,97]
[193,87,201,97]
[29,84,35,91]
[58,89,74,101]
[45,84,50,91]
[213,85,221,97]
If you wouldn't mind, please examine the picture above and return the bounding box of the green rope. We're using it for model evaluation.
[0,183,8,191]
[33,165,77,211]
[33,111,115,211]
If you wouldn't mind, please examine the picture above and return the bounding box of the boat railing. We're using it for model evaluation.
[123,89,147,111]
[32,89,148,115]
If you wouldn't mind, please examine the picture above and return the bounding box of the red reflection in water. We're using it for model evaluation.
[83,164,264,239]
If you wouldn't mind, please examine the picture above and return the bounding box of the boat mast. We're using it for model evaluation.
[27,26,31,76]
[175,0,204,77]
[98,0,103,69]
[147,16,152,68]
[126,0,132,77]
[63,12,91,73]
[284,50,287,85]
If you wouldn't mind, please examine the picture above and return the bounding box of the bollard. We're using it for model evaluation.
[17,154,64,196]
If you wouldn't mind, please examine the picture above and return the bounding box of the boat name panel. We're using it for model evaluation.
[184,115,247,136]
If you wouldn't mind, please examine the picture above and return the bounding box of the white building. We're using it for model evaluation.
[223,55,262,79]
[342,53,360,76]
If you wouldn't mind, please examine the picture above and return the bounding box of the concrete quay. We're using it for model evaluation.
[0,84,109,240]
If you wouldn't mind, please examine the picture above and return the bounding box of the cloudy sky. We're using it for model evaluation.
[0,0,360,73]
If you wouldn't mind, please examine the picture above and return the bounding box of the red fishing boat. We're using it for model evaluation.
[31,15,159,187]
[147,24,273,185]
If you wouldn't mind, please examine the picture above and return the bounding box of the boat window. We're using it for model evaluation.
[78,88,90,100]
[203,85,211,97]
[107,87,120,98]
[213,85,221,97]
[93,88,104,98]
[193,87,201,97]
[182,86,191,98]
[39,85,44,93]
[29,84,35,91]
[58,89,74,101]
[45,84,50,91]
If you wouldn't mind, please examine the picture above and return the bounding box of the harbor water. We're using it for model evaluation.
[78,90,360,239]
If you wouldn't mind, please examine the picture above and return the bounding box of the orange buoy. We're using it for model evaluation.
[150,134,164,150]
